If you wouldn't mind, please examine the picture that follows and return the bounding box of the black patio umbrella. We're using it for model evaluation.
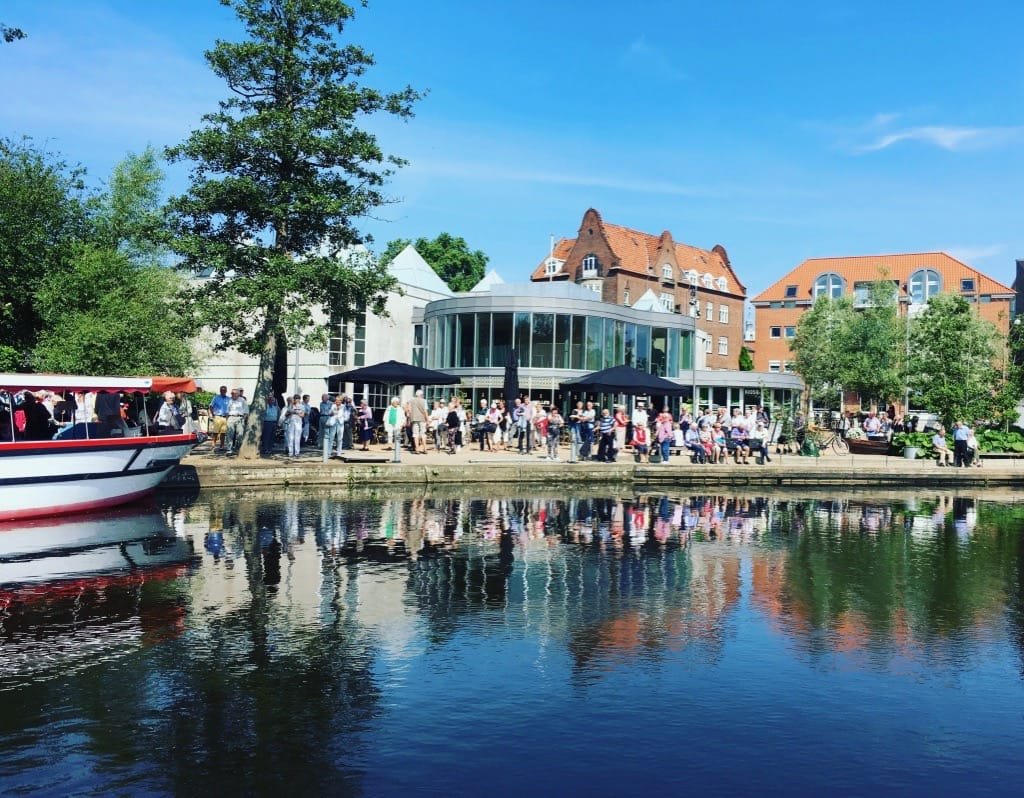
[558,364,689,396]
[327,360,460,392]
[502,348,520,403]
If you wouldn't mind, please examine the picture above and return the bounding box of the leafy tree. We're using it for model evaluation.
[841,280,903,406]
[31,150,193,376]
[790,295,854,407]
[381,232,488,292]
[1,24,26,43]
[738,346,754,371]
[167,0,420,459]
[907,293,1016,427]
[0,137,89,367]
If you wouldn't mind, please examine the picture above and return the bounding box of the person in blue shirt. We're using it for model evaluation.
[952,420,972,467]
[209,386,231,453]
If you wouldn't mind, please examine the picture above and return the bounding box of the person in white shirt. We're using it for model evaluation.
[224,388,249,455]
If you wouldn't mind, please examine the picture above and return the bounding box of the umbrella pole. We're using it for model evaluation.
[391,383,402,464]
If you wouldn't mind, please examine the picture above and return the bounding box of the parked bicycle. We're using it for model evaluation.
[810,426,849,455]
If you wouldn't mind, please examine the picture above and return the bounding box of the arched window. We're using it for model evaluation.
[662,263,673,280]
[813,272,845,299]
[685,268,699,285]
[715,276,728,291]
[908,268,941,304]
[581,254,598,276]
[702,272,714,288]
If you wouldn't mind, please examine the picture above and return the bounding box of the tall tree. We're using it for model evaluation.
[907,293,1016,427]
[0,137,89,367]
[167,0,420,459]
[31,150,193,376]
[841,279,903,406]
[381,232,488,291]
[790,295,854,407]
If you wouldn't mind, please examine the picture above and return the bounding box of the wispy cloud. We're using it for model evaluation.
[858,125,1022,153]
[621,36,688,82]
[946,244,1005,263]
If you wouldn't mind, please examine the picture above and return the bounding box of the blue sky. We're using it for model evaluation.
[2,0,1023,296]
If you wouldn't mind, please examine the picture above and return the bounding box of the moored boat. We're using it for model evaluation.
[0,374,198,521]
[846,436,892,455]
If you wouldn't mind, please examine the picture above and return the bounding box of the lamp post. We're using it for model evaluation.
[689,281,700,411]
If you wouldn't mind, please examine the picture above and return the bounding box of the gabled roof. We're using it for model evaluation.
[752,252,1014,304]
[470,269,505,292]
[631,288,671,313]
[529,210,746,296]
[386,245,453,296]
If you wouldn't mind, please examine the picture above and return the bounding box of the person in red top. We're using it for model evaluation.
[613,405,628,454]
[631,421,649,463]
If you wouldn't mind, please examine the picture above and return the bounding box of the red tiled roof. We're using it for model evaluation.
[530,210,746,297]
[753,252,1014,303]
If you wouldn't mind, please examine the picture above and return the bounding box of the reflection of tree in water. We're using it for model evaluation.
[757,496,1024,668]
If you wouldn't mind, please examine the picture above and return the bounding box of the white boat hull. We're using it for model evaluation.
[0,434,196,521]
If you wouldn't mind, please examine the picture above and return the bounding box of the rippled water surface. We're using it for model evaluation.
[2,489,1024,796]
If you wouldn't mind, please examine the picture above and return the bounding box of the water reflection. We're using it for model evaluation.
[2,489,1024,795]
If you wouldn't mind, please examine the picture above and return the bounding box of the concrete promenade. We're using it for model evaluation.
[162,439,1024,494]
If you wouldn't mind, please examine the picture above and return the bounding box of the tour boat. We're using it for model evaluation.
[0,374,198,521]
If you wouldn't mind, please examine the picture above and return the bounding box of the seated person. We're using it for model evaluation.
[22,393,55,441]
[631,423,649,463]
[672,423,686,452]
[684,425,706,463]
[712,424,727,463]
[748,421,772,464]
[698,423,717,463]
[729,423,750,464]
[932,427,953,466]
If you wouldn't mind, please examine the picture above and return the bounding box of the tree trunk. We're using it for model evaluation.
[239,325,277,461]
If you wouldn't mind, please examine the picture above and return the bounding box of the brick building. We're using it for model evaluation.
[529,208,747,370]
[750,251,1015,393]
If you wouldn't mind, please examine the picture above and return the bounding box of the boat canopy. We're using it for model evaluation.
[0,374,154,393]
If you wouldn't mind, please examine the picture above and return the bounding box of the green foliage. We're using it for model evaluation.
[0,345,20,371]
[974,429,1024,453]
[1,24,26,43]
[0,137,89,364]
[381,233,488,292]
[892,431,937,456]
[842,280,903,405]
[907,293,1016,428]
[791,295,854,405]
[166,0,421,458]
[738,346,754,371]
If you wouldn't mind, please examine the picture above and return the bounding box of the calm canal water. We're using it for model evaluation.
[1,488,1023,796]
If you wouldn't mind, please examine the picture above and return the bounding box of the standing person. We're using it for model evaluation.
[408,389,430,454]
[384,397,406,449]
[613,405,628,455]
[533,402,548,457]
[176,391,195,426]
[322,394,344,462]
[655,407,674,463]
[519,395,535,454]
[454,398,467,451]
[569,400,584,461]
[546,406,564,461]
[357,400,374,451]
[283,395,305,458]
[209,386,230,453]
[317,393,333,448]
[476,398,493,452]
[340,395,354,450]
[224,388,250,456]
[495,400,509,451]
[486,401,502,452]
[153,390,184,435]
[581,401,596,460]
[952,420,971,467]
[300,394,313,447]
[596,408,616,462]
[430,400,447,451]
[21,393,54,441]
[445,401,460,454]
[261,394,280,456]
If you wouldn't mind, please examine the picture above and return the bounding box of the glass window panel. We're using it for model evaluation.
[554,314,571,369]
[444,315,455,368]
[613,320,624,365]
[514,312,532,365]
[531,313,554,368]
[624,323,636,368]
[680,330,693,372]
[475,313,491,368]
[492,313,513,368]
[667,328,680,378]
[651,327,668,377]
[458,313,474,367]
[603,318,616,368]
[586,316,604,370]
[570,315,586,369]
[635,325,651,372]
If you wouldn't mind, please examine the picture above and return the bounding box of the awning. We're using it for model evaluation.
[0,374,154,393]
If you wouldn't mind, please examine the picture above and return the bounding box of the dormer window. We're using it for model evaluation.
[702,272,714,288]
[784,284,798,298]
[715,276,727,291]
[582,254,598,277]
[813,272,845,299]
[544,258,561,275]
[961,278,976,293]
[662,263,673,280]
[685,269,699,285]
[908,268,941,304]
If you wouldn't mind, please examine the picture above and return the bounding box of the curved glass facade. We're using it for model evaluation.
[426,311,693,377]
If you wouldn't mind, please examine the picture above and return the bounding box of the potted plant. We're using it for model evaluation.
[892,431,934,460]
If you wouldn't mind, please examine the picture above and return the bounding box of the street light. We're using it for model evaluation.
[689,281,700,412]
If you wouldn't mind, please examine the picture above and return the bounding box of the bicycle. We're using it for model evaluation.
[811,426,849,455]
